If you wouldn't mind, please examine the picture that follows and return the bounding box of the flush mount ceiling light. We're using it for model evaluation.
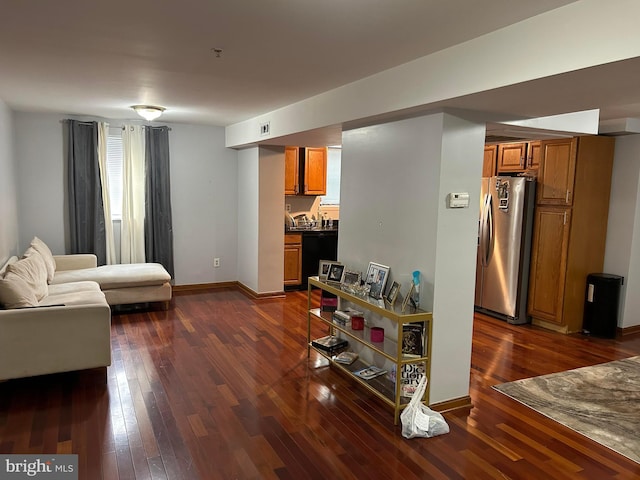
[131,105,165,121]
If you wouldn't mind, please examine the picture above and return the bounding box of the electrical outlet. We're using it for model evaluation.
[259,121,270,136]
[214,258,220,268]
[285,204,291,212]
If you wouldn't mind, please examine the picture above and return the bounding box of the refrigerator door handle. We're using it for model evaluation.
[484,194,494,266]
[479,194,486,266]
[480,193,490,267]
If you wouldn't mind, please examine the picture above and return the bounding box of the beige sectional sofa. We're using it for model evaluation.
[0,237,172,381]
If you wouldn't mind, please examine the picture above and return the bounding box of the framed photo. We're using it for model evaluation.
[341,270,361,287]
[401,282,415,313]
[365,262,390,299]
[318,259,337,281]
[326,263,345,284]
[385,281,400,307]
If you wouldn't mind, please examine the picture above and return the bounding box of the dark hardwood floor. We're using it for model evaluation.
[1,288,639,479]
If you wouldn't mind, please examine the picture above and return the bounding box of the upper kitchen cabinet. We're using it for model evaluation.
[284,146,327,196]
[284,147,300,195]
[536,138,577,206]
[482,145,497,177]
[527,141,541,171]
[496,141,541,174]
[304,147,328,195]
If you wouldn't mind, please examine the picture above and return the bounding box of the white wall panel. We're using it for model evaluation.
[339,112,484,404]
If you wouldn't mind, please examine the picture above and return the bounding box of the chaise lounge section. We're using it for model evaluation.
[52,254,172,309]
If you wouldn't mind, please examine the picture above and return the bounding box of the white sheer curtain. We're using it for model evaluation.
[97,122,117,265]
[120,125,146,263]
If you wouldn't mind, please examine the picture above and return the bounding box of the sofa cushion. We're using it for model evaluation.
[40,289,107,307]
[6,253,48,301]
[0,272,39,308]
[47,281,102,296]
[30,237,56,283]
[51,263,171,289]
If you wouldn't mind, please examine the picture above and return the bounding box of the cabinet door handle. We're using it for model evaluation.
[563,211,567,225]
[566,190,570,203]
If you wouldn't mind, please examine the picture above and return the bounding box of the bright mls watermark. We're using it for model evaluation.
[0,455,77,479]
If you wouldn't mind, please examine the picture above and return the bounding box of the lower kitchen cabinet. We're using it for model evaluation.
[284,229,338,290]
[527,206,571,326]
[284,234,302,286]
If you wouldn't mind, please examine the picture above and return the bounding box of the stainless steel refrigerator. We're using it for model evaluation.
[475,176,536,324]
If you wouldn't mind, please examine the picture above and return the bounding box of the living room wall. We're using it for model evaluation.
[0,100,18,265]
[604,135,640,329]
[12,111,239,286]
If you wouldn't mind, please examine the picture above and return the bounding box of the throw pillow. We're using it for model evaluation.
[7,254,48,301]
[30,236,56,283]
[0,272,39,308]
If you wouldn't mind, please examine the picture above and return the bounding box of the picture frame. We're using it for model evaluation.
[401,282,415,313]
[318,259,337,281]
[385,281,400,307]
[341,270,361,287]
[326,263,346,284]
[365,262,390,299]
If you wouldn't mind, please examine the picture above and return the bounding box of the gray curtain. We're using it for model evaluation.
[67,120,107,265]
[144,126,174,279]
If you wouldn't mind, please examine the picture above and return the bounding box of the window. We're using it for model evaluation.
[321,147,341,205]
[106,129,123,219]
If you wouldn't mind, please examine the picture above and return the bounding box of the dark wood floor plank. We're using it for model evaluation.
[1,288,640,479]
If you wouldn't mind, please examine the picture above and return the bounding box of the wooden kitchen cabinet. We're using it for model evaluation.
[536,138,577,205]
[284,147,300,195]
[527,206,571,326]
[496,141,541,174]
[284,146,327,196]
[303,147,327,195]
[527,141,541,171]
[527,135,615,333]
[497,142,527,173]
[482,145,497,177]
[284,234,302,286]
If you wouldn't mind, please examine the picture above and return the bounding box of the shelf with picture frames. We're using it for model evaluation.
[307,276,433,424]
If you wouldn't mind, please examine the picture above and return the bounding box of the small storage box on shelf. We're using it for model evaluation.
[307,276,433,424]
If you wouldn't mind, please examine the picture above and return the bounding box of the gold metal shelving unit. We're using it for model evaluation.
[307,276,433,424]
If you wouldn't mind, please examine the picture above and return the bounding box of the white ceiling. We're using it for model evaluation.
[1,0,582,131]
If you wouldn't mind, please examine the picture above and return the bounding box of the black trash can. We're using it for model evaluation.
[583,273,624,338]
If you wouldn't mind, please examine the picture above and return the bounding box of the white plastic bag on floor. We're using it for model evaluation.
[400,375,450,439]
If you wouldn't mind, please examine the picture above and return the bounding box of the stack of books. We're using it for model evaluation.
[331,308,365,327]
[311,335,348,354]
[353,366,387,380]
[333,351,359,365]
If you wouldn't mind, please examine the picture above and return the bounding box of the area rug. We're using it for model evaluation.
[493,356,640,464]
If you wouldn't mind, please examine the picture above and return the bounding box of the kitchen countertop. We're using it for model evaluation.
[285,227,338,235]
